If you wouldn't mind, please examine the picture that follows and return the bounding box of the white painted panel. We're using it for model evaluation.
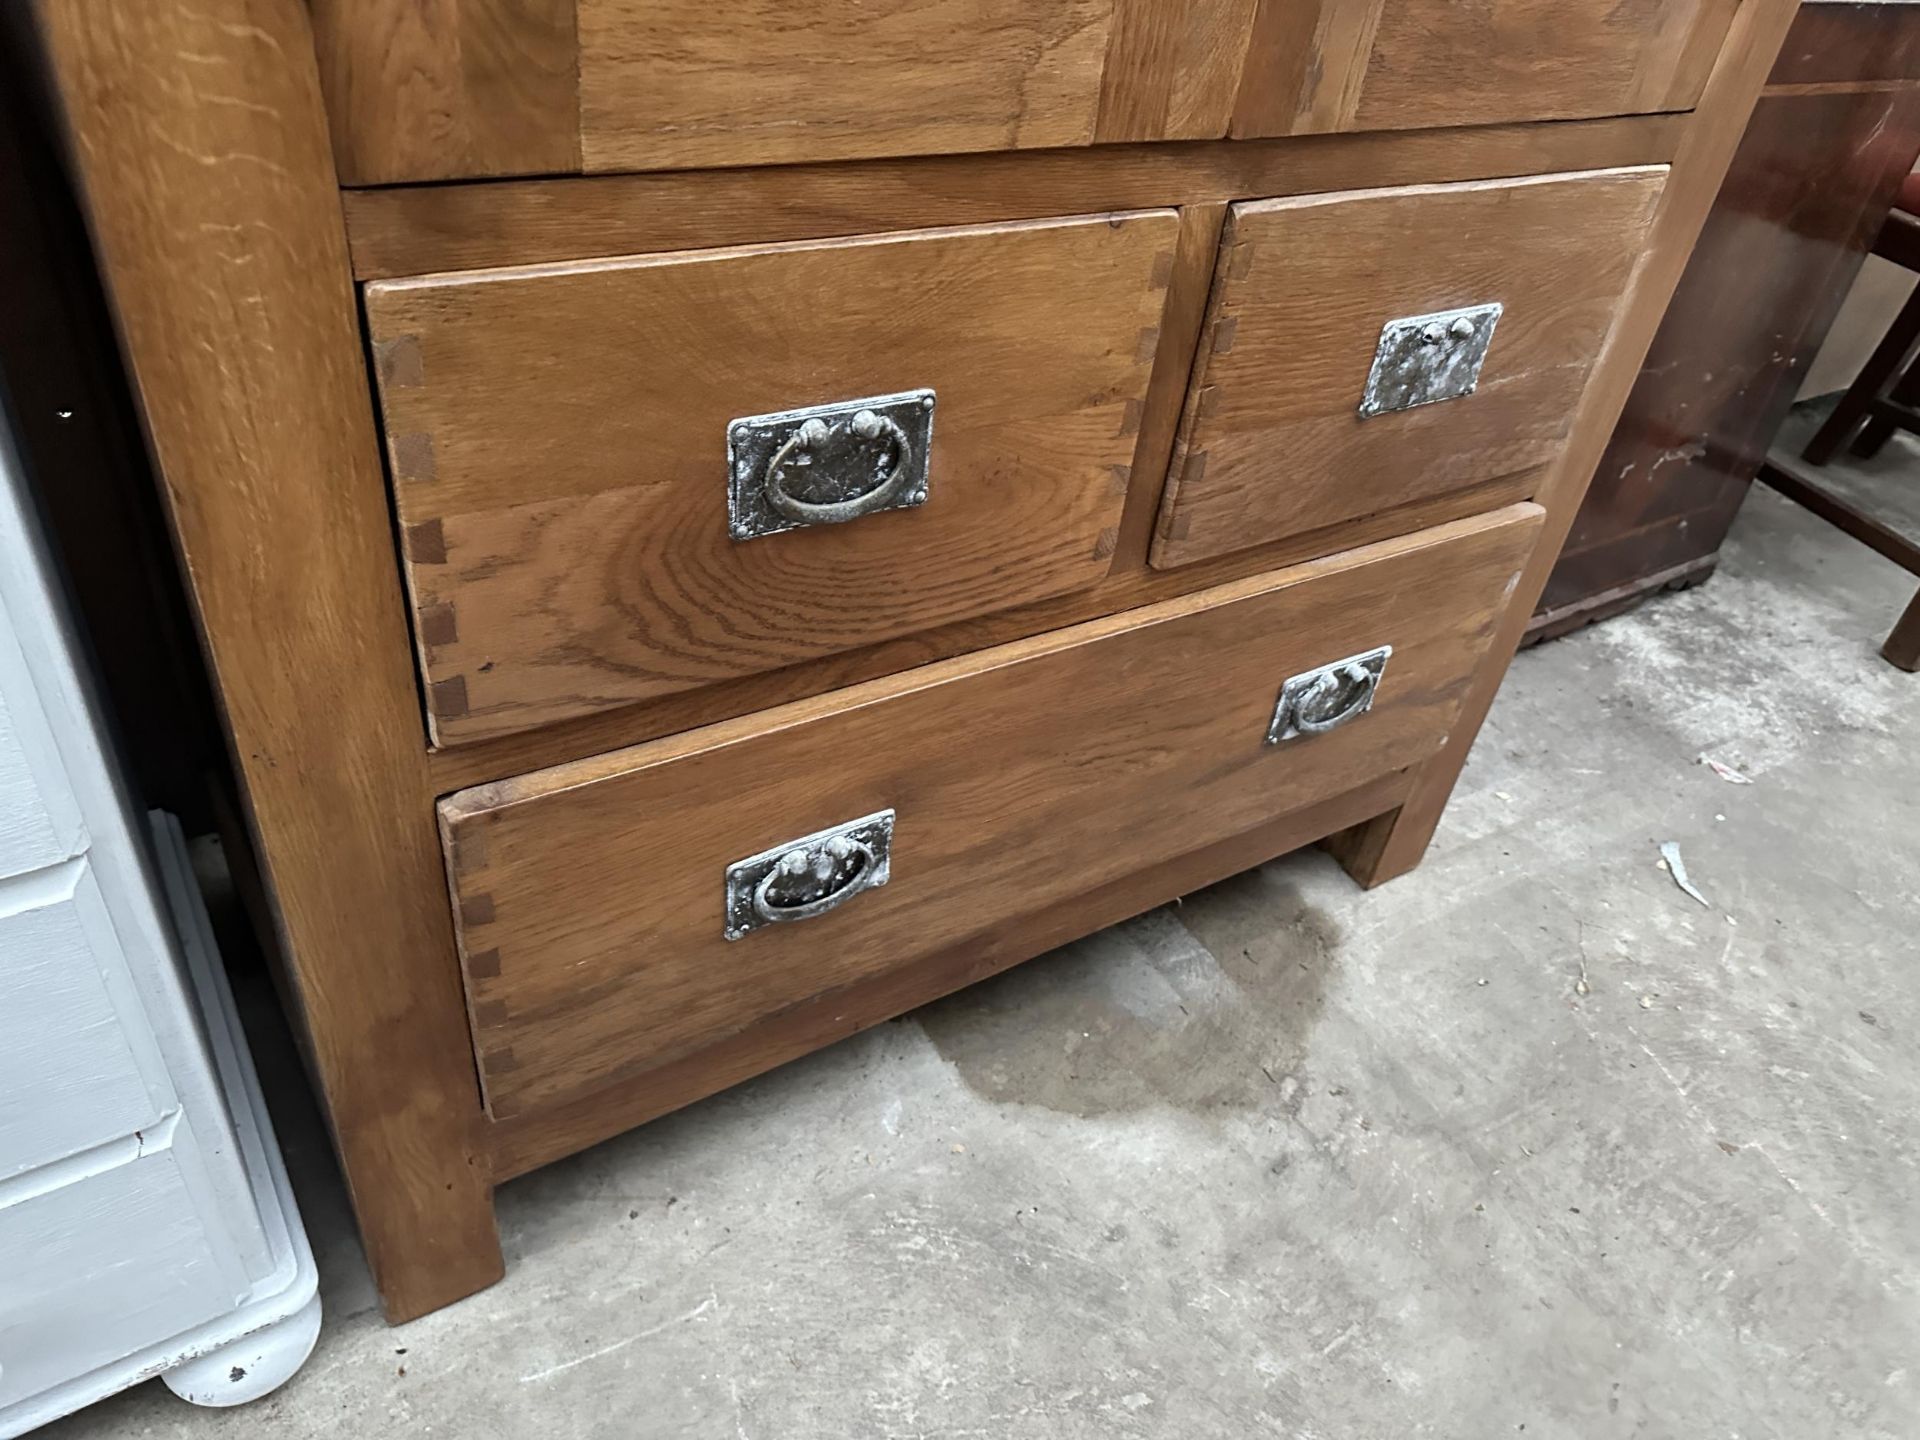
[0,1135,234,1408]
[0,620,84,881]
[0,861,165,1177]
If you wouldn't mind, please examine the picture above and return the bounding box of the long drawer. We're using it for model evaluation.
[439,504,1543,1118]
[366,211,1178,747]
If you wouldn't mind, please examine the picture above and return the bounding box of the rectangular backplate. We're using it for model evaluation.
[722,809,895,941]
[1267,646,1392,744]
[727,389,935,541]
[1358,304,1502,419]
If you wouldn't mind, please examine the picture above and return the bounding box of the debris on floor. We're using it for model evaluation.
[1701,755,1756,785]
[1658,841,1712,908]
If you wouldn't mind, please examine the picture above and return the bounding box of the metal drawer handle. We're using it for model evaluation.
[1267,646,1392,745]
[1292,664,1380,734]
[764,408,915,526]
[723,809,895,940]
[752,836,880,925]
[727,390,935,541]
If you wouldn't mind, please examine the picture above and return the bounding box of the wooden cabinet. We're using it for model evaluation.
[1152,168,1667,569]
[366,212,1179,743]
[1234,0,1739,139]
[37,0,1798,1323]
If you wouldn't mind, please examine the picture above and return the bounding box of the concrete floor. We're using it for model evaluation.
[42,477,1920,1439]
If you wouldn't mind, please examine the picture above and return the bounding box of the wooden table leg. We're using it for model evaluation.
[1886,589,1920,670]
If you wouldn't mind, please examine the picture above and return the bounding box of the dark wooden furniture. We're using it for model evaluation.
[32,0,1793,1322]
[1534,0,1920,642]
[1889,591,1920,667]
[1802,193,1920,463]
[1754,450,1920,667]
[1762,163,1920,671]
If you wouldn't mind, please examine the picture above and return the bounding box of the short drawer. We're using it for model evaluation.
[367,211,1179,746]
[1234,0,1738,138]
[440,504,1543,1118]
[1152,167,1666,570]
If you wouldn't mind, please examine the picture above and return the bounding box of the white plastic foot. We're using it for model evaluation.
[161,1293,322,1407]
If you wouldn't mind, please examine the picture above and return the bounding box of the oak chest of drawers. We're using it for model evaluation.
[35,0,1798,1321]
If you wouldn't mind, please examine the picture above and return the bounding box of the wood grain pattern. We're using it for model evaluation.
[1110,203,1231,569]
[484,764,1413,1179]
[342,112,1686,280]
[442,504,1542,1118]
[308,0,580,185]
[365,212,1178,745]
[1096,0,1259,142]
[307,0,1275,184]
[1152,167,1667,569]
[1233,0,1740,139]
[1330,0,1802,888]
[35,0,504,1322]
[576,0,1113,173]
[424,470,1540,791]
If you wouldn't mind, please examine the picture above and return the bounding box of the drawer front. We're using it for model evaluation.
[367,212,1179,746]
[440,504,1543,1118]
[311,0,1258,185]
[0,862,168,1178]
[0,1136,236,1407]
[1234,0,1738,139]
[1152,168,1666,570]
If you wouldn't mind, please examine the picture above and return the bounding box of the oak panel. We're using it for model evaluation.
[309,0,580,185]
[1234,0,1740,139]
[577,0,1112,172]
[365,212,1178,745]
[441,504,1542,1118]
[1152,167,1666,569]
[1095,0,1260,143]
[308,0,1268,184]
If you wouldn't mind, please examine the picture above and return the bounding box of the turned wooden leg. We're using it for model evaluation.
[1886,589,1920,670]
